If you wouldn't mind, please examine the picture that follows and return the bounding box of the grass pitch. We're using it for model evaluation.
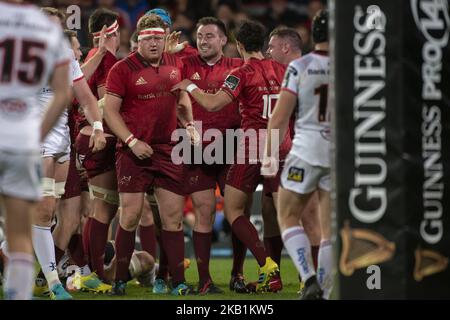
[70,257,300,300]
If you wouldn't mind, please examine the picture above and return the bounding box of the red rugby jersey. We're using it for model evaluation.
[221,58,286,131]
[77,48,118,134]
[106,52,183,145]
[181,55,242,135]
[220,58,292,154]
[175,44,198,60]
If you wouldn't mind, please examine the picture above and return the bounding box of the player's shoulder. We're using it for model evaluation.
[1,2,63,36]
[289,53,318,74]
[109,52,136,74]
[181,54,202,67]
[222,56,244,68]
[162,52,183,68]
[267,58,287,74]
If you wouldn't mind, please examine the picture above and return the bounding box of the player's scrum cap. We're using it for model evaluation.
[145,8,172,27]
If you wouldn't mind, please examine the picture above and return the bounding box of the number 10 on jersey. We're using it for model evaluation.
[262,94,280,119]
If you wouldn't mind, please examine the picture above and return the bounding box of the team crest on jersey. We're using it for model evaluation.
[224,75,240,91]
[190,72,201,80]
[170,69,178,79]
[287,167,304,182]
[135,77,147,85]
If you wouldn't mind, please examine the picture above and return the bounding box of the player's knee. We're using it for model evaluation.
[195,205,214,228]
[120,208,141,230]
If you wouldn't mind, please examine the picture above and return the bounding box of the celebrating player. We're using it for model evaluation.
[172,20,290,293]
[179,17,246,295]
[103,14,196,296]
[263,10,331,300]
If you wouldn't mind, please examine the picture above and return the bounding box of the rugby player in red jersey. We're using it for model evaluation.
[74,8,121,285]
[179,17,249,295]
[173,20,289,293]
[103,14,197,296]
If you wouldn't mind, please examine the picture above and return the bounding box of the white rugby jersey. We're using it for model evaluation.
[39,49,84,146]
[0,2,70,152]
[281,51,330,167]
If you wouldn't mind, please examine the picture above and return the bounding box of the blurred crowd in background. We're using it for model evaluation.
[34,0,327,59]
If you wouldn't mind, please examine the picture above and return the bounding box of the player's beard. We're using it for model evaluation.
[199,46,221,63]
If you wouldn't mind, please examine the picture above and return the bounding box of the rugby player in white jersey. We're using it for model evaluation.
[0,0,70,300]
[262,10,331,300]
[32,8,107,299]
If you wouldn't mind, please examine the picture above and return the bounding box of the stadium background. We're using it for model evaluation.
[2,0,447,300]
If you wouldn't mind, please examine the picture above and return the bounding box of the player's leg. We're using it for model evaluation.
[278,154,323,299]
[111,192,145,295]
[32,156,71,299]
[191,188,223,294]
[1,153,40,300]
[52,159,70,265]
[317,174,333,299]
[224,185,271,268]
[261,193,283,267]
[138,196,157,259]
[88,170,118,280]
[301,191,321,270]
[229,195,252,293]
[155,187,190,295]
[1,195,36,300]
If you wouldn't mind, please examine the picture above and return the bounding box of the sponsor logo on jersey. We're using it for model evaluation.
[190,72,201,80]
[135,77,147,85]
[287,167,304,182]
[224,75,240,91]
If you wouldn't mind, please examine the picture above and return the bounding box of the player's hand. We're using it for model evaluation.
[97,25,108,55]
[186,124,201,146]
[131,140,153,160]
[90,129,107,153]
[260,156,279,177]
[165,31,189,54]
[171,79,193,92]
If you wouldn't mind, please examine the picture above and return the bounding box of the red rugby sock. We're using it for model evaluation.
[231,216,267,267]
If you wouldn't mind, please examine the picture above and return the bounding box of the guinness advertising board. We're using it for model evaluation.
[332,0,450,298]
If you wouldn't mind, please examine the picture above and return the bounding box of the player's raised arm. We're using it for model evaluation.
[80,25,107,80]
[73,78,107,152]
[41,63,71,140]
[171,79,233,112]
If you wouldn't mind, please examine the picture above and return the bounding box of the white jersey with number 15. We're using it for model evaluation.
[281,51,330,167]
[0,2,70,152]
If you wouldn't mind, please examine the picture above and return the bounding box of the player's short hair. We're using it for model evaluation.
[136,14,166,33]
[41,7,65,23]
[63,29,77,43]
[235,20,266,53]
[269,27,302,51]
[196,17,227,36]
[88,8,119,34]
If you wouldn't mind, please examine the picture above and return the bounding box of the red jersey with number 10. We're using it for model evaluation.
[106,52,182,145]
[220,58,286,132]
